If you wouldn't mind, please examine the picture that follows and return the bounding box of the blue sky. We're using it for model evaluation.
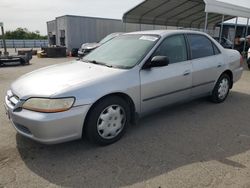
[0,0,249,35]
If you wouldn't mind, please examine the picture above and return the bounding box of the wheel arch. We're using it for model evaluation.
[221,70,233,89]
[83,92,136,135]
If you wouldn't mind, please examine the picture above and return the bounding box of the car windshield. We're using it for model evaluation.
[83,34,160,69]
[99,34,118,44]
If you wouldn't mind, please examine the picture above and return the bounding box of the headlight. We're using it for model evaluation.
[22,98,75,113]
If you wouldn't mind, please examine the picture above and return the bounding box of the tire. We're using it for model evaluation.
[20,59,26,65]
[84,96,131,146]
[248,64,250,70]
[210,74,231,103]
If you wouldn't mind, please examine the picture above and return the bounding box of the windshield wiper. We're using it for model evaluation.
[81,59,95,64]
[82,59,113,68]
[89,60,101,65]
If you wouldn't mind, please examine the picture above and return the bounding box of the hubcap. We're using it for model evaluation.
[218,78,229,99]
[97,105,126,139]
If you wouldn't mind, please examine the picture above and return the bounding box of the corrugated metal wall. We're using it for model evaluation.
[56,17,68,47]
[47,20,56,35]
[47,15,175,51]
[66,16,126,51]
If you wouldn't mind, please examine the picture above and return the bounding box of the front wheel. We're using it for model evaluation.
[84,96,130,146]
[210,74,231,103]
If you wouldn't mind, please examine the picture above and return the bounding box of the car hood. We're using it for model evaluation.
[11,61,123,99]
[81,43,101,50]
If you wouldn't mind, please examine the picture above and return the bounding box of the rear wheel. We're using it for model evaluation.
[84,96,130,146]
[210,74,231,103]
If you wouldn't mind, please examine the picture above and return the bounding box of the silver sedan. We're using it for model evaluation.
[4,30,243,145]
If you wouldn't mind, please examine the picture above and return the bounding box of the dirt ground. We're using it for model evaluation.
[1,56,250,188]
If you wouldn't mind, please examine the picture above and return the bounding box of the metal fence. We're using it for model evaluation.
[0,39,48,48]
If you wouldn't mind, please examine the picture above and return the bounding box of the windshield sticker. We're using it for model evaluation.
[139,36,158,42]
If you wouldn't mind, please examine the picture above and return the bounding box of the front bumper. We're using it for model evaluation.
[4,95,91,144]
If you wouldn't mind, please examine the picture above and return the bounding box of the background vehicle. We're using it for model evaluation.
[213,37,233,49]
[78,32,124,57]
[5,30,243,146]
[0,52,32,66]
[0,23,32,66]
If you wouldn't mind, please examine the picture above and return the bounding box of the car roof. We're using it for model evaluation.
[124,29,224,51]
[108,32,124,36]
[125,30,208,37]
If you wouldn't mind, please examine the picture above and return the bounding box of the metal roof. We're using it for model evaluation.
[123,0,250,29]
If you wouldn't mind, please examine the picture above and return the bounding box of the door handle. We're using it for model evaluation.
[183,70,191,76]
[217,63,223,68]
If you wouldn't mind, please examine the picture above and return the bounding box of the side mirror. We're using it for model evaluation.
[145,56,169,69]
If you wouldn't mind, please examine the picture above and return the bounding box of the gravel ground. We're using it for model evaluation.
[1,56,250,188]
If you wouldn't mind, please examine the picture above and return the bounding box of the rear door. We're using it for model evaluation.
[186,34,224,97]
[140,34,192,114]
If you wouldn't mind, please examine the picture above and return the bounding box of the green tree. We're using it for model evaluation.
[2,28,47,39]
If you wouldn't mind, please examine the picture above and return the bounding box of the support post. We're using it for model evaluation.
[219,15,225,44]
[232,17,238,49]
[204,12,208,33]
[243,18,249,56]
[1,25,8,56]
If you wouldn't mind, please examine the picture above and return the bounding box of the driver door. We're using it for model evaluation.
[140,34,192,114]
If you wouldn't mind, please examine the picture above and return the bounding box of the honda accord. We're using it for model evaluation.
[4,30,243,145]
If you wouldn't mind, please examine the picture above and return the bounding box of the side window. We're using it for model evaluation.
[187,34,214,59]
[153,35,187,64]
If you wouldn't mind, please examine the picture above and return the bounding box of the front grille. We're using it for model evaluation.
[14,122,32,135]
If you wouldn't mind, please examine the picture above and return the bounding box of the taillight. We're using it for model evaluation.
[240,56,244,66]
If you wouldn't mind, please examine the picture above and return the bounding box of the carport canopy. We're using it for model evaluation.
[123,0,250,29]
